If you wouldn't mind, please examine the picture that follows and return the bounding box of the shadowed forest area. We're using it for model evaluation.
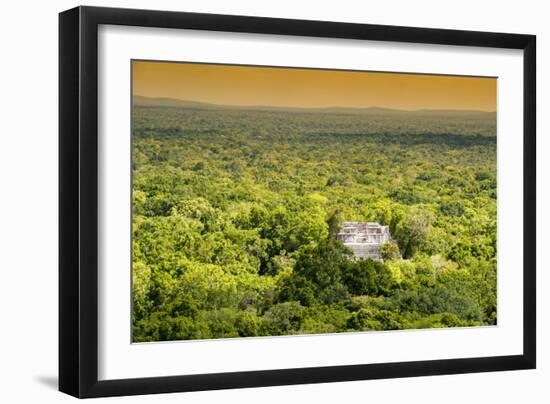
[131,104,497,342]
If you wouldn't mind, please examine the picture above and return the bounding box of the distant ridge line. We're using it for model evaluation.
[133,95,496,116]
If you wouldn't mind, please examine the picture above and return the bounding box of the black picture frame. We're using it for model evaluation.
[59,5,536,398]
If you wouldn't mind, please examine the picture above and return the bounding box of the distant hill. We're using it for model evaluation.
[133,95,496,119]
[133,96,221,109]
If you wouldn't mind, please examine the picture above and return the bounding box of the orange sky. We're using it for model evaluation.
[132,60,496,112]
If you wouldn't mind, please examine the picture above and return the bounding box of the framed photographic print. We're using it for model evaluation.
[59,6,536,398]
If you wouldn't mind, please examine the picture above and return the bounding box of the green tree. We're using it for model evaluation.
[379,242,400,260]
[394,208,434,258]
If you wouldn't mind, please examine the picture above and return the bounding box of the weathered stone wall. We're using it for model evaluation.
[336,222,395,260]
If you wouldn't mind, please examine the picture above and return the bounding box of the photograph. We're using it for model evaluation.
[0,0,542,401]
[131,60,498,342]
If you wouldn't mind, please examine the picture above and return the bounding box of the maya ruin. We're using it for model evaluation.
[337,222,398,260]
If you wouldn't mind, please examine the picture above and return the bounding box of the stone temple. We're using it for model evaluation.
[336,222,396,260]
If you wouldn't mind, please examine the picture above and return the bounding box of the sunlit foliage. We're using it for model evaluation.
[132,106,497,341]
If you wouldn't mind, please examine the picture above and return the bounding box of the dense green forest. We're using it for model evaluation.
[131,105,497,342]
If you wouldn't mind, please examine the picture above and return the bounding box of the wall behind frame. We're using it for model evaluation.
[0,0,545,403]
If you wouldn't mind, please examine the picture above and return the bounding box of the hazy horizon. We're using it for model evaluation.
[132,61,497,112]
[133,94,496,113]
